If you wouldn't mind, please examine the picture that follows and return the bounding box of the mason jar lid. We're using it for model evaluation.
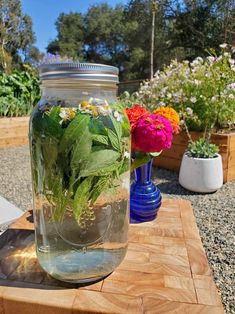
[39,62,119,84]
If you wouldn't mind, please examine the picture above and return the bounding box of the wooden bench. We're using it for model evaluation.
[0,199,224,313]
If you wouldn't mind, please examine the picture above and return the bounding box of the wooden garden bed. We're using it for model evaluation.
[0,117,29,148]
[153,132,235,183]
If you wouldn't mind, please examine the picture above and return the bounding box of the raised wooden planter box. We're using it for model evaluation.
[0,117,29,148]
[153,132,235,183]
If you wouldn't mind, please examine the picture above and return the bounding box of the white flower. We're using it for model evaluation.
[211,96,217,102]
[190,96,197,103]
[231,66,235,72]
[59,109,67,120]
[158,101,165,107]
[180,119,185,125]
[227,83,235,91]
[113,110,122,122]
[59,108,76,124]
[194,79,201,86]
[191,57,203,67]
[223,52,229,57]
[98,106,112,116]
[186,107,193,115]
[167,93,172,99]
[124,151,130,159]
[229,59,235,65]
[196,57,203,63]
[207,56,215,63]
[219,43,228,48]
[228,94,234,100]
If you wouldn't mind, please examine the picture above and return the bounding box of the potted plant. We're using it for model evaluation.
[179,138,223,192]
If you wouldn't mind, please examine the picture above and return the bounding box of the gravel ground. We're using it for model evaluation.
[0,145,234,313]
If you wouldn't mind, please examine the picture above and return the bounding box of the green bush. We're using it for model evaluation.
[138,46,235,136]
[0,68,40,117]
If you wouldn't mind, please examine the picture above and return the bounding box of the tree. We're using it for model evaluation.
[123,0,151,79]
[0,0,36,72]
[84,4,127,77]
[150,0,157,79]
[167,0,226,60]
[47,4,127,78]
[46,0,230,81]
[24,46,44,65]
[47,12,84,60]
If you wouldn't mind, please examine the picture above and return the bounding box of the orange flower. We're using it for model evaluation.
[153,107,180,134]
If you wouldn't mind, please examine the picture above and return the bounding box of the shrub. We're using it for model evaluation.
[138,46,235,138]
[0,68,40,117]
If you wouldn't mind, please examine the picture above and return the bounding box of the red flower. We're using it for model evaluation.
[125,104,149,132]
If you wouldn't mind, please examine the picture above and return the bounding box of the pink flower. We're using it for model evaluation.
[132,114,173,153]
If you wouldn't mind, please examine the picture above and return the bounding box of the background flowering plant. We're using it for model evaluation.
[138,45,235,142]
[125,104,179,170]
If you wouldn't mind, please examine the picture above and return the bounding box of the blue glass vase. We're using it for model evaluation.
[130,158,162,223]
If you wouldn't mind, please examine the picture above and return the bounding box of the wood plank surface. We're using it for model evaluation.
[0,199,224,314]
[0,117,29,148]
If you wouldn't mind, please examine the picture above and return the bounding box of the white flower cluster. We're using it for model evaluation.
[138,47,235,131]
[58,98,123,124]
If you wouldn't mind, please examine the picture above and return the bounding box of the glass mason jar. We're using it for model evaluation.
[29,62,130,283]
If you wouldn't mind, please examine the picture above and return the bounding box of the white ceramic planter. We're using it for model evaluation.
[179,153,223,193]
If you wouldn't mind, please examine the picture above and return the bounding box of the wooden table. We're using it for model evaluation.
[0,199,224,314]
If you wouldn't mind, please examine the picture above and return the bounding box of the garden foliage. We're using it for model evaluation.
[0,68,40,117]
[138,48,235,136]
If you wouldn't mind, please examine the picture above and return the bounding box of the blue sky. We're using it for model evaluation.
[21,0,128,52]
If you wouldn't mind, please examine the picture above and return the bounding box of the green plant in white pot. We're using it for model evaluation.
[179,138,223,193]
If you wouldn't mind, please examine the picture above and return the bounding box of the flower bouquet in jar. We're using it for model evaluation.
[125,104,180,169]
[125,104,180,222]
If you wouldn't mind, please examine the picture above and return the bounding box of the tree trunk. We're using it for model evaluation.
[150,3,156,80]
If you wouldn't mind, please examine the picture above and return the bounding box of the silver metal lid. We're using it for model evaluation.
[39,62,119,83]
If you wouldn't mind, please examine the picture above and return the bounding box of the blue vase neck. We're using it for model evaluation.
[134,158,153,184]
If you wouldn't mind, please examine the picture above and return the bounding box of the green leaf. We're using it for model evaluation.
[92,161,121,176]
[90,177,110,205]
[32,111,63,140]
[48,175,67,222]
[59,114,90,152]
[79,149,120,177]
[71,126,92,170]
[122,115,130,137]
[41,139,58,166]
[48,106,61,123]
[119,159,130,175]
[131,154,151,172]
[92,134,109,146]
[107,129,121,151]
[110,115,122,141]
[73,177,93,223]
[89,118,106,135]
[150,151,162,157]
